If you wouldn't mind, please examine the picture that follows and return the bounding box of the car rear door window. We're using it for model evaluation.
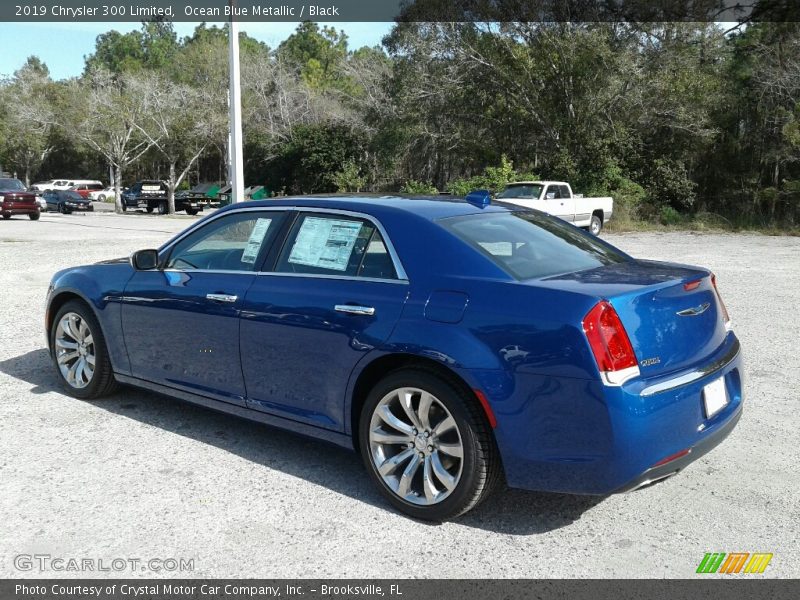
[275,213,397,279]
[166,211,285,272]
[440,211,627,280]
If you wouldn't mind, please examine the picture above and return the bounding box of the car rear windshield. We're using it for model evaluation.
[497,184,543,199]
[440,211,628,280]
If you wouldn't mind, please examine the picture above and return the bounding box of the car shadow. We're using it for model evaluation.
[0,348,605,534]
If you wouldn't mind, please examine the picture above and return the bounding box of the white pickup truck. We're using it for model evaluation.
[496,181,613,235]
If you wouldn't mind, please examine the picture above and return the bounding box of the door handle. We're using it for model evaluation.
[335,304,375,316]
[206,293,238,303]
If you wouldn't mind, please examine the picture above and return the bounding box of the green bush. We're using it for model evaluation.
[332,160,366,192]
[446,155,538,196]
[400,179,439,194]
[659,205,683,226]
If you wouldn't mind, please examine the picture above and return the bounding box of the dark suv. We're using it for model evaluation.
[0,178,40,220]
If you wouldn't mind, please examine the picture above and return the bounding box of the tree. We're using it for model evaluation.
[134,75,224,213]
[63,68,158,212]
[0,57,57,186]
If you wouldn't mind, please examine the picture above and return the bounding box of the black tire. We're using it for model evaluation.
[2,213,10,220]
[50,299,117,399]
[145,207,154,213]
[358,368,501,521]
[98,194,106,202]
[121,203,127,212]
[157,201,168,215]
[58,203,68,214]
[589,214,603,235]
[186,208,199,216]
[29,212,40,221]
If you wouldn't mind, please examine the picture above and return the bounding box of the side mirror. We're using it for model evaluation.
[131,249,160,270]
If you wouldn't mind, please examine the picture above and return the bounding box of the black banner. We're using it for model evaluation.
[2,580,800,600]
[2,0,800,23]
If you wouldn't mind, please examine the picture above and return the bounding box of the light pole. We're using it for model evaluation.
[228,0,244,203]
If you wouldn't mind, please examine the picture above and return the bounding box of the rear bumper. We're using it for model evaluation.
[467,332,743,495]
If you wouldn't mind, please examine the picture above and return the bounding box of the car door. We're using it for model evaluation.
[544,185,571,221]
[121,209,287,406]
[240,210,409,430]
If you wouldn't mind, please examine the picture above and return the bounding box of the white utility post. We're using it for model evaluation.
[228,0,245,202]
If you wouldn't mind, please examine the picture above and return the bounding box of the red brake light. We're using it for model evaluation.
[710,273,731,329]
[683,280,701,291]
[582,301,639,385]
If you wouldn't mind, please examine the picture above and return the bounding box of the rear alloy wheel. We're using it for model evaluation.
[360,369,500,521]
[589,214,603,235]
[51,300,117,399]
[157,201,168,215]
[29,212,40,221]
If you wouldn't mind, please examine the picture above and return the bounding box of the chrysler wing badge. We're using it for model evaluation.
[676,302,711,317]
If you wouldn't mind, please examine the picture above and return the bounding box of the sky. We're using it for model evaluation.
[0,21,395,80]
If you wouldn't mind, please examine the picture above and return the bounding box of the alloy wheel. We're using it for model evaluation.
[368,387,464,506]
[55,312,95,389]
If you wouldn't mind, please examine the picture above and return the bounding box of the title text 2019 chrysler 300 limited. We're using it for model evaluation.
[45,193,742,520]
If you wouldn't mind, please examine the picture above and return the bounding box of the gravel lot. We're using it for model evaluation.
[0,211,798,578]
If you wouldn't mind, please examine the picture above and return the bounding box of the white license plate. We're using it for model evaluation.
[703,377,729,418]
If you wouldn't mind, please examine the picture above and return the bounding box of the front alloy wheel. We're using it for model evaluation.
[51,300,117,399]
[54,312,95,389]
[360,369,501,521]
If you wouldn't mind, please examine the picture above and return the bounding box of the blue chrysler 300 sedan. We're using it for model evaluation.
[45,193,743,520]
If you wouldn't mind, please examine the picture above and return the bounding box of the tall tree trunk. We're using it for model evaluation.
[114,165,123,214]
[168,162,176,214]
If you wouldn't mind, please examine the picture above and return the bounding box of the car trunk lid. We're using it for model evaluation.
[538,260,729,378]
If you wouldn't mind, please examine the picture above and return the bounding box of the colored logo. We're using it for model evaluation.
[697,552,773,574]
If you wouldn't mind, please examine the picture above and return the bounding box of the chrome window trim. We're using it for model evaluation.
[256,271,408,285]
[639,338,740,397]
[158,205,409,281]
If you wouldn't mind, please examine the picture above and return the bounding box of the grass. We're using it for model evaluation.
[604,209,800,236]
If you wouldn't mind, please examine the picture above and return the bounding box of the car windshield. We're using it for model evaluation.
[0,178,26,192]
[497,184,543,200]
[440,211,627,280]
[64,191,83,200]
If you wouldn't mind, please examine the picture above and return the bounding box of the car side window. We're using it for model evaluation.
[559,185,571,198]
[166,211,284,272]
[275,213,397,279]
[545,186,559,199]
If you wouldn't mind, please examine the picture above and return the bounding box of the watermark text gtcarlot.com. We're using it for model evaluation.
[14,554,194,573]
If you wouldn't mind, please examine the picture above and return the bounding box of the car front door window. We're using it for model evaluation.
[166,212,283,272]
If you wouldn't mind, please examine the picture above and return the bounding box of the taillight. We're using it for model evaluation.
[710,273,732,331]
[582,301,640,386]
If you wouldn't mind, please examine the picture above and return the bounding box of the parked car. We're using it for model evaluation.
[497,181,613,235]
[30,179,57,192]
[122,180,204,215]
[0,178,40,220]
[70,182,105,199]
[42,190,94,214]
[45,192,742,520]
[88,186,117,201]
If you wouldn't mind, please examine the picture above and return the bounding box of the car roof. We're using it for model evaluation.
[222,194,516,221]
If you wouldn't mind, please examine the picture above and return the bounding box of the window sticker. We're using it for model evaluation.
[288,217,363,271]
[240,218,273,264]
